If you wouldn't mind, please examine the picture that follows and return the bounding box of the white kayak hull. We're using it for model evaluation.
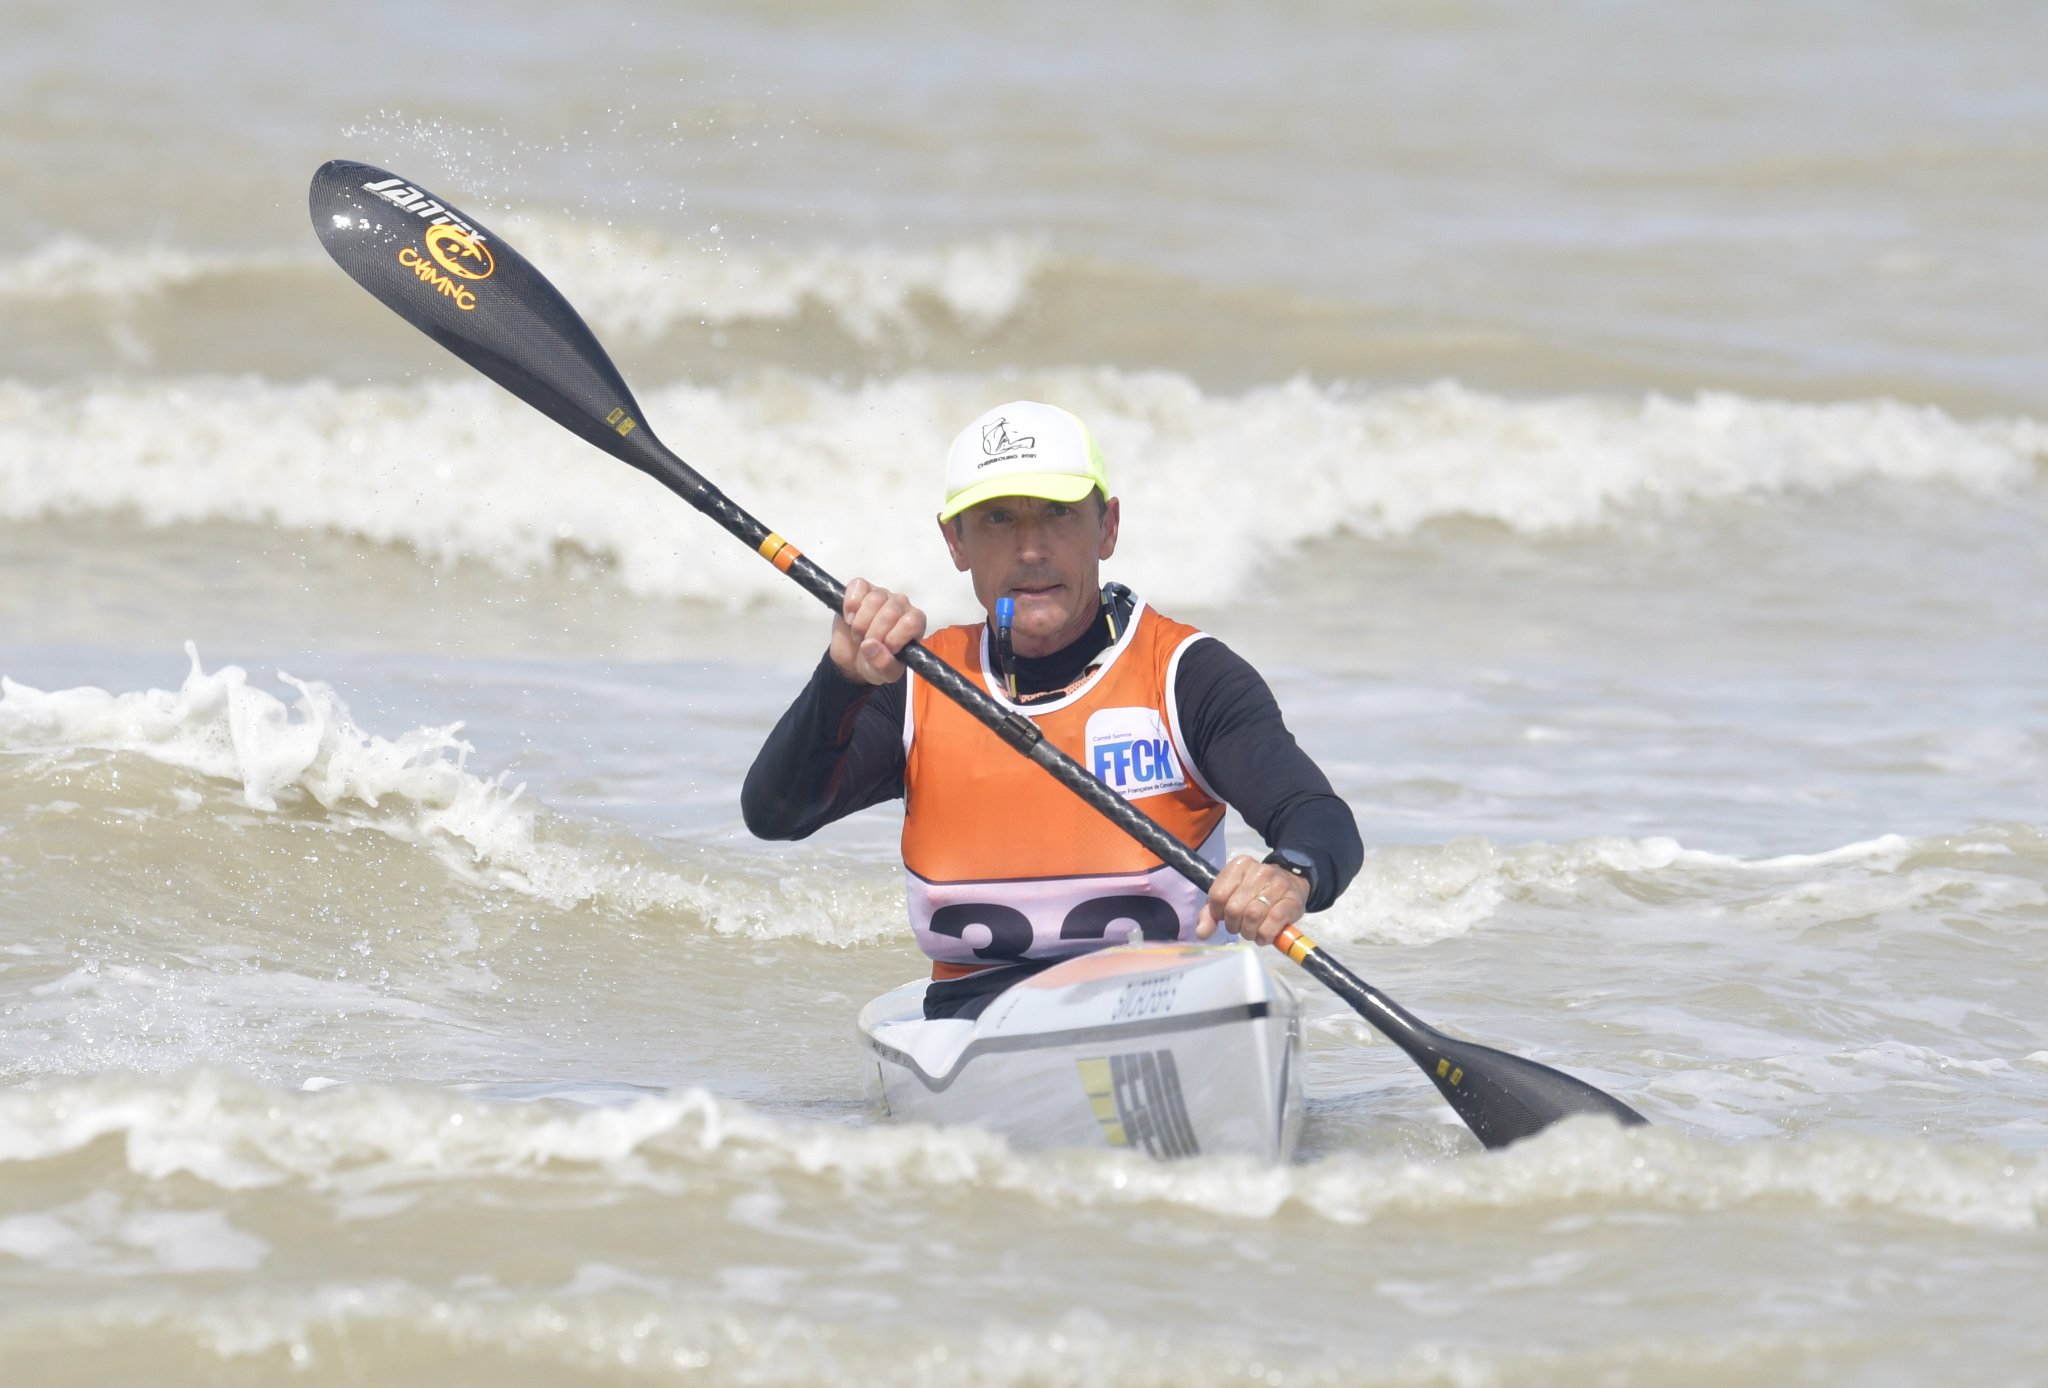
[857,942,1304,1161]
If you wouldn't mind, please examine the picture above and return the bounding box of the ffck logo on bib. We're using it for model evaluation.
[1086,707,1187,800]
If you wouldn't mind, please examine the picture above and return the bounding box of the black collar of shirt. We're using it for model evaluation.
[988,584,1136,701]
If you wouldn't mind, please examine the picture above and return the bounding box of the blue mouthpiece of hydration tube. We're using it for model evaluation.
[995,597,1018,698]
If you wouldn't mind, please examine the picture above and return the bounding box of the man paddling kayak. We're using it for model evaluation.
[743,401,1363,1020]
[314,162,1643,1145]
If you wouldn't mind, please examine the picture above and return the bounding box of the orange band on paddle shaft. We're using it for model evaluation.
[1272,925,1315,964]
[756,533,802,572]
[930,960,1001,982]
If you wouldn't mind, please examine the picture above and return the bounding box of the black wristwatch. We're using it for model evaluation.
[1263,847,1319,904]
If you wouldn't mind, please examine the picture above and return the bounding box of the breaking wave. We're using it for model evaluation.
[2,1071,2040,1232]
[3,372,2041,610]
[5,648,2040,960]
[0,646,899,945]
[0,221,1042,344]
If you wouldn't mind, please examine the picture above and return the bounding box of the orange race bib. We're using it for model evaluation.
[902,600,1227,965]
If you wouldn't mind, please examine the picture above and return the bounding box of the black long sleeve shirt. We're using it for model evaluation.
[741,596,1362,912]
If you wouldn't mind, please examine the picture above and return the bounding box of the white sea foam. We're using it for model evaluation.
[0,1192,268,1276]
[0,224,1040,340]
[1314,826,2046,947]
[1,1071,2039,1234]
[495,211,1043,342]
[0,1283,1912,1387]
[0,642,508,820]
[0,237,301,302]
[0,648,899,944]
[4,372,2039,611]
[6,648,2034,958]
[1319,833,1709,946]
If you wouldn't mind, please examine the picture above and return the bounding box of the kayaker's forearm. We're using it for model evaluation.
[1174,638,1363,912]
[741,654,906,839]
[1259,794,1363,912]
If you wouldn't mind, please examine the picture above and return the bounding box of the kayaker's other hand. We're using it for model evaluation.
[1196,854,1309,947]
[831,578,927,685]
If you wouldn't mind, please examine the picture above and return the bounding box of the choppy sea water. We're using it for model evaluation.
[3,2,2046,1384]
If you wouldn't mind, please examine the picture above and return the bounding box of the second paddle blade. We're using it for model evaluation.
[308,159,654,466]
[1295,945,1647,1149]
[1420,1032,1648,1149]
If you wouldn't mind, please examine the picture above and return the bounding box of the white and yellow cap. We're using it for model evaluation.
[939,401,1110,522]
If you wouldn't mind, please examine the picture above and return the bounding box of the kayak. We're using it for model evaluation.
[857,942,1304,1161]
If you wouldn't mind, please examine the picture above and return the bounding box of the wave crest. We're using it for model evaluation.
[4,373,2039,610]
[3,1071,2039,1233]
[0,648,898,944]
[0,223,1042,344]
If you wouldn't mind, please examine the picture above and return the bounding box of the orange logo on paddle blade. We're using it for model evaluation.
[424,223,495,281]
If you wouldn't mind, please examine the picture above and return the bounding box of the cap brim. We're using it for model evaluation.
[938,471,1100,522]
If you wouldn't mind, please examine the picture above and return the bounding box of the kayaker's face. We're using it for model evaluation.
[940,493,1120,658]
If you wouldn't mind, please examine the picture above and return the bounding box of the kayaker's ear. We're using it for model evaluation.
[1096,495,1120,562]
[938,512,971,572]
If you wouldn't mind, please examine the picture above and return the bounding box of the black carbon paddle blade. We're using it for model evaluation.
[1417,1032,1648,1149]
[1296,947,1647,1149]
[308,159,674,481]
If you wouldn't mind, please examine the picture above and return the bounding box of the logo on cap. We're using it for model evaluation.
[980,417,1036,465]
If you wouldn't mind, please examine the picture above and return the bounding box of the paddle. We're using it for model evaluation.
[308,159,1648,1149]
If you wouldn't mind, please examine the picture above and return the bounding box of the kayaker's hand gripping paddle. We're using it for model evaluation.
[309,160,1648,1150]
